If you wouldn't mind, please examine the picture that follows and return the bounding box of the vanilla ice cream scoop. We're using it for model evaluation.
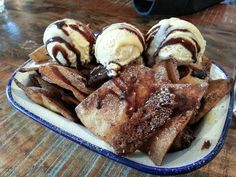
[95,23,145,76]
[146,18,206,66]
[43,18,95,68]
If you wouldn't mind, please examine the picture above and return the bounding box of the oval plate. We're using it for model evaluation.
[6,59,234,175]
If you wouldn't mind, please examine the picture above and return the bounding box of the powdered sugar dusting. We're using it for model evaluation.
[147,87,175,109]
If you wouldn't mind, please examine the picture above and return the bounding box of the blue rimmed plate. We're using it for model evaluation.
[6,59,234,175]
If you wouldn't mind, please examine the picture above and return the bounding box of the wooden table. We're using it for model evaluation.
[0,0,235,176]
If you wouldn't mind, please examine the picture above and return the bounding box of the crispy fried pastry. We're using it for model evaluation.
[38,64,93,101]
[190,78,233,124]
[14,78,77,121]
[29,45,50,63]
[76,65,174,154]
[141,83,207,165]
[34,75,79,107]
[76,65,208,155]
[152,59,179,83]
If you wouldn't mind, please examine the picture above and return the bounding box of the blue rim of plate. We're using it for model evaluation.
[6,59,234,175]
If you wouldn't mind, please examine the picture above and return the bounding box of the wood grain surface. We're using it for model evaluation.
[0,0,236,176]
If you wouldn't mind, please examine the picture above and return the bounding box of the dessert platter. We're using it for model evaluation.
[6,18,234,175]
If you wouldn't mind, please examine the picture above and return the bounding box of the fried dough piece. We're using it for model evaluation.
[76,65,174,154]
[14,79,77,121]
[190,78,233,124]
[19,64,93,102]
[29,45,50,63]
[141,83,207,165]
[76,65,207,155]
[19,66,41,73]
[38,64,93,101]
[34,75,79,107]
[152,59,179,83]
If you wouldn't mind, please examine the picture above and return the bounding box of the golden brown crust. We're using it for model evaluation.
[141,83,207,165]
[29,45,50,63]
[190,78,233,124]
[38,64,93,101]
[14,78,77,121]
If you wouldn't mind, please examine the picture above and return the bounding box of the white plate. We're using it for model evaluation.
[6,60,234,175]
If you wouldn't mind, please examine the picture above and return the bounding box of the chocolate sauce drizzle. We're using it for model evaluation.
[46,37,81,67]
[69,24,95,52]
[96,75,138,118]
[54,21,69,36]
[155,37,198,63]
[119,27,145,49]
[46,20,95,68]
[146,25,201,64]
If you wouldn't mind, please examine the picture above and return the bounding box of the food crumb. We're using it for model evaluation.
[201,140,211,150]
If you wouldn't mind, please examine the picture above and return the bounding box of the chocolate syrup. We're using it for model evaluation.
[146,26,160,49]
[166,29,200,53]
[69,24,95,51]
[52,45,69,66]
[95,73,138,118]
[52,20,95,67]
[45,37,81,67]
[177,65,190,79]
[191,68,207,79]
[54,21,69,36]
[155,37,197,63]
[112,76,137,118]
[119,27,145,49]
[147,25,200,64]
[88,65,110,88]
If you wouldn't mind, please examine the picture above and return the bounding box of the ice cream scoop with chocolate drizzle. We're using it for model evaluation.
[43,18,95,68]
[88,23,145,88]
[146,18,206,67]
[94,22,145,76]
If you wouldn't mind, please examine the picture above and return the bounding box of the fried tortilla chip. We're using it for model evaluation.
[29,45,50,63]
[141,83,207,165]
[76,65,207,155]
[34,75,79,107]
[38,64,93,101]
[190,78,233,124]
[14,79,77,122]
[152,59,179,83]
